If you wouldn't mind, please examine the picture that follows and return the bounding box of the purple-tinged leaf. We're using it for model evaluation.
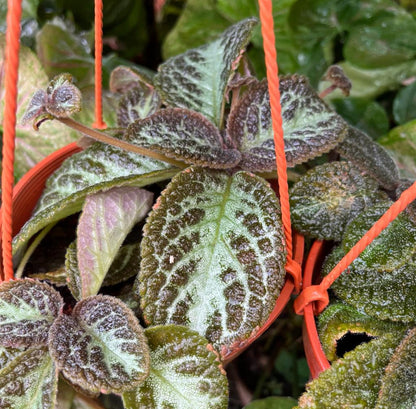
[0,279,63,348]
[110,65,156,94]
[77,186,153,299]
[48,295,150,394]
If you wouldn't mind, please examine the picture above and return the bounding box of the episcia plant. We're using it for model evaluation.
[2,17,384,409]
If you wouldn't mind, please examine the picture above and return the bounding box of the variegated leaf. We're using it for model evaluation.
[13,142,177,262]
[124,108,241,168]
[376,327,416,409]
[138,167,286,354]
[289,161,389,241]
[122,325,228,409]
[77,186,152,298]
[48,295,150,394]
[154,18,257,127]
[0,346,58,409]
[110,65,156,94]
[117,85,161,127]
[227,76,348,169]
[0,279,63,348]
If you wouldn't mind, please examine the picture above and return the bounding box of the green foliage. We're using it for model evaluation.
[393,82,416,125]
[244,397,298,409]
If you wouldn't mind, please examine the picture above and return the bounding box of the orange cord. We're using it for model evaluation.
[1,0,23,282]
[294,181,416,315]
[92,0,106,129]
[258,0,301,292]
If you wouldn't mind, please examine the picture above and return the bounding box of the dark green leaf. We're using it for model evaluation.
[48,295,150,394]
[244,397,298,409]
[0,347,58,409]
[376,327,416,409]
[125,108,241,168]
[227,76,348,169]
[109,66,156,94]
[335,127,400,190]
[155,18,257,127]
[122,325,228,409]
[393,82,416,125]
[296,335,401,409]
[13,142,177,262]
[138,167,286,354]
[289,161,388,241]
[0,279,63,348]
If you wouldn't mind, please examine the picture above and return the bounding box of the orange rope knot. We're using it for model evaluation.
[294,285,329,316]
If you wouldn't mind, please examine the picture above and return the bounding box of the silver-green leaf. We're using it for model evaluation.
[0,279,63,348]
[154,18,257,127]
[122,325,228,409]
[138,167,286,355]
[48,295,150,394]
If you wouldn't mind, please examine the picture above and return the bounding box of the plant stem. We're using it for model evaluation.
[57,117,186,169]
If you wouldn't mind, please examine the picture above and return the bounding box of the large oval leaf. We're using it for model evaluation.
[0,279,63,348]
[138,167,286,354]
[289,161,388,241]
[0,346,58,409]
[227,76,348,169]
[154,18,257,127]
[48,295,150,394]
[124,108,241,168]
[122,325,228,409]
[13,142,177,261]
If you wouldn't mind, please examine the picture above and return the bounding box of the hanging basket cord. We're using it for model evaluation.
[92,0,106,130]
[294,181,416,315]
[259,0,302,293]
[1,0,23,282]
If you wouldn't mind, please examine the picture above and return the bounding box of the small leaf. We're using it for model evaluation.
[117,85,161,127]
[138,167,286,354]
[122,325,228,409]
[0,346,58,409]
[155,18,257,127]
[227,77,348,169]
[0,279,63,348]
[110,65,156,94]
[48,295,150,394]
[289,161,388,241]
[335,127,400,191]
[296,335,400,409]
[77,186,152,299]
[244,397,298,409]
[393,81,416,125]
[124,108,241,169]
[376,327,416,409]
[21,89,48,125]
[13,142,177,263]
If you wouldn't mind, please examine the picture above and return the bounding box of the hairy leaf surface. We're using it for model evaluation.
[227,76,348,169]
[48,295,150,394]
[138,167,286,354]
[77,186,152,298]
[289,161,388,241]
[154,18,257,127]
[0,346,58,409]
[0,279,63,347]
[13,142,177,261]
[122,325,228,409]
[296,335,399,409]
[376,327,416,409]
[124,108,241,168]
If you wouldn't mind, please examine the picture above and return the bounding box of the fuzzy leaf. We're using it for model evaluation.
[77,186,152,298]
[0,279,63,348]
[124,108,241,168]
[289,161,388,241]
[118,85,161,127]
[296,335,401,409]
[0,346,25,371]
[0,346,58,409]
[138,167,286,354]
[154,18,257,127]
[318,302,408,361]
[335,127,400,191]
[227,76,348,169]
[376,327,416,409]
[48,295,150,394]
[13,142,177,262]
[110,65,156,93]
[326,205,416,322]
[122,325,228,409]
